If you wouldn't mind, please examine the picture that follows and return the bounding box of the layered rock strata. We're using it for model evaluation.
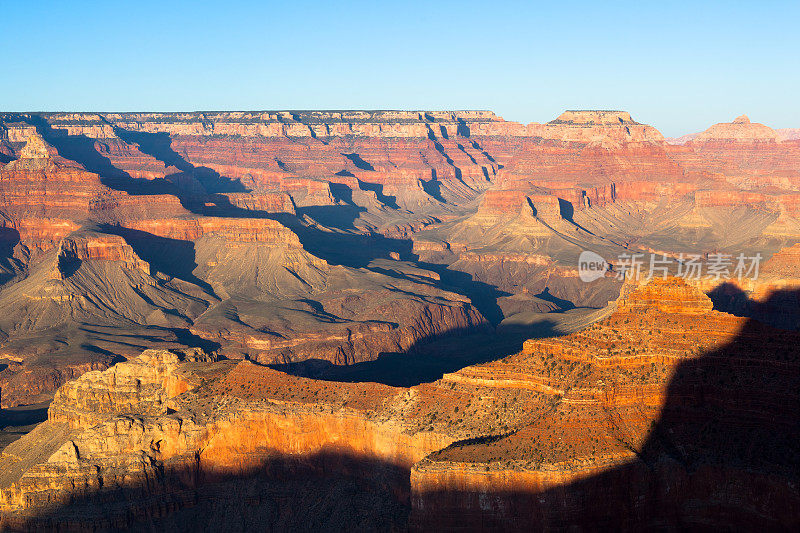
[1,108,800,414]
[1,278,797,530]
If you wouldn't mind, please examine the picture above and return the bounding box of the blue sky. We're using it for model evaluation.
[2,0,797,136]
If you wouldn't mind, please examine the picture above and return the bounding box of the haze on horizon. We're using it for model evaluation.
[2,0,797,137]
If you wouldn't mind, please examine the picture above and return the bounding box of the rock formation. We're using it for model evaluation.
[1,108,799,412]
[1,277,797,530]
[674,115,800,191]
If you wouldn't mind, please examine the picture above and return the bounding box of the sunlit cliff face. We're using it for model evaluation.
[0,109,799,529]
[1,276,798,530]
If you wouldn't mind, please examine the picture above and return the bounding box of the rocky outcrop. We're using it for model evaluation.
[187,228,489,363]
[222,191,296,214]
[56,233,150,275]
[126,216,304,243]
[18,135,52,160]
[673,115,800,190]
[0,349,455,527]
[49,348,216,429]
[0,227,213,407]
[4,277,797,530]
[538,110,666,143]
[760,242,800,278]
[692,114,781,142]
[778,128,800,141]
[1,107,800,440]
[409,278,800,530]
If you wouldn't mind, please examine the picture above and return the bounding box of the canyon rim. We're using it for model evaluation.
[0,108,798,531]
[2,1,799,531]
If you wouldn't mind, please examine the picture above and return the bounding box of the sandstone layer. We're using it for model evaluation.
[0,108,799,416]
[1,278,798,530]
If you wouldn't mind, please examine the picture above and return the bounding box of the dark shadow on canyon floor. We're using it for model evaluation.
[269,318,568,387]
[6,290,800,532]
[0,227,22,285]
[534,287,576,311]
[98,224,217,295]
[411,259,508,326]
[414,287,800,531]
[5,451,411,533]
[295,204,366,232]
[5,118,512,334]
[200,197,511,328]
[708,281,800,331]
[0,401,50,451]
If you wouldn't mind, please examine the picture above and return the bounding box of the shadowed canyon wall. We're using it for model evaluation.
[0,279,798,531]
[0,107,799,529]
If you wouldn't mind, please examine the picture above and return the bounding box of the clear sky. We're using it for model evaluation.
[2,0,798,136]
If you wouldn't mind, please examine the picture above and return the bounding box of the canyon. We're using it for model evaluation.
[0,278,797,530]
[0,109,799,530]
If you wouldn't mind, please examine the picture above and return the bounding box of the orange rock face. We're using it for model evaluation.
[761,242,800,278]
[693,114,780,142]
[409,278,800,530]
[1,278,797,530]
[672,116,800,189]
[126,216,303,243]
[56,233,150,273]
[0,107,799,528]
